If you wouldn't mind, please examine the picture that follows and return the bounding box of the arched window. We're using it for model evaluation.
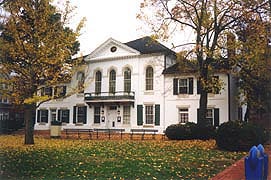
[145,66,153,90]
[77,72,85,93]
[124,68,131,93]
[109,69,116,93]
[95,71,102,94]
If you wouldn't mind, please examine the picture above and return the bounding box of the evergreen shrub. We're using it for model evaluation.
[165,122,216,140]
[216,121,268,151]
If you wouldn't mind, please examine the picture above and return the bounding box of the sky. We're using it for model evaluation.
[55,0,194,56]
[67,0,145,55]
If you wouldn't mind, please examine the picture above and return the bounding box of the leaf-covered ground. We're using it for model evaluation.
[0,135,246,180]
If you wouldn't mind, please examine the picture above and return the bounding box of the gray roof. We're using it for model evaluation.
[125,36,176,56]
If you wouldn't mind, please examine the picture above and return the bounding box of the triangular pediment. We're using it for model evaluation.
[85,38,140,61]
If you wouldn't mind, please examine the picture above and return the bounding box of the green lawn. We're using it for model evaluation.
[0,135,246,180]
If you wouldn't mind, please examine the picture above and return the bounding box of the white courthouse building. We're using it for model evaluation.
[35,36,241,133]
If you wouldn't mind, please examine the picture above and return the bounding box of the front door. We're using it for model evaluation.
[107,106,117,128]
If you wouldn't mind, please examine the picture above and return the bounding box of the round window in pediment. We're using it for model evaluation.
[110,46,117,52]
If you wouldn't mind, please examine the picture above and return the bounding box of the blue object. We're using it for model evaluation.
[245,144,269,180]
[257,144,269,180]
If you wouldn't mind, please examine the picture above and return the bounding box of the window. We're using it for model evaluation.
[50,109,57,122]
[77,107,86,123]
[109,70,116,93]
[73,106,87,124]
[95,71,102,94]
[146,66,153,90]
[124,68,131,93]
[206,109,214,126]
[58,109,70,123]
[0,112,9,121]
[0,96,8,104]
[145,105,154,124]
[173,78,193,95]
[77,72,85,93]
[37,110,48,123]
[179,108,189,124]
[54,86,66,97]
[94,106,101,124]
[123,106,130,124]
[203,108,219,127]
[41,87,52,96]
[179,79,188,94]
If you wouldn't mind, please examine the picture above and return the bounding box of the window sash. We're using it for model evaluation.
[77,72,85,92]
[50,109,57,122]
[109,70,116,93]
[95,71,102,94]
[40,110,48,123]
[77,107,86,123]
[123,106,130,124]
[179,79,188,94]
[60,110,69,123]
[0,112,9,121]
[145,105,154,124]
[179,108,189,123]
[94,106,101,124]
[146,67,153,90]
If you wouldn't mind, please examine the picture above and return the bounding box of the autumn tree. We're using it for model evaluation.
[234,6,271,122]
[0,0,85,144]
[139,0,268,126]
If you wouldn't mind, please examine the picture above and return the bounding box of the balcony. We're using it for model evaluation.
[84,91,135,106]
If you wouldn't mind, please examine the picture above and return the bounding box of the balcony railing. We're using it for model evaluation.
[84,91,135,101]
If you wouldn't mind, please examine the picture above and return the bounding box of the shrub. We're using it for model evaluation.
[194,125,216,140]
[165,122,198,140]
[165,122,216,140]
[216,121,268,151]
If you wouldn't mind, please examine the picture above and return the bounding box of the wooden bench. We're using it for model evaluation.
[94,128,125,139]
[130,129,158,140]
[64,128,94,139]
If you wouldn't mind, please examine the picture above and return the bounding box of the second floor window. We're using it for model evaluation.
[124,68,131,93]
[77,72,85,93]
[173,78,193,95]
[146,66,153,90]
[109,70,116,94]
[95,71,102,94]
[41,87,52,96]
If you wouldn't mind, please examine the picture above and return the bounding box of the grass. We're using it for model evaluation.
[0,135,246,180]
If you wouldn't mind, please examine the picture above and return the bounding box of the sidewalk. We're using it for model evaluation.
[211,145,271,180]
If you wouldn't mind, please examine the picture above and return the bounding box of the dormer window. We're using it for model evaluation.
[110,46,117,52]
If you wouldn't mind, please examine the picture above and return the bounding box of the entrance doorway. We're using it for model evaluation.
[107,106,117,128]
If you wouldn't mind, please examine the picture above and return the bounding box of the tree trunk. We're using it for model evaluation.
[24,104,35,145]
[198,90,208,127]
[198,66,209,127]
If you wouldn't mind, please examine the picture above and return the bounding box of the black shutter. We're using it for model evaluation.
[173,78,178,95]
[197,109,199,124]
[188,78,194,94]
[197,80,202,94]
[48,87,53,96]
[137,105,143,126]
[62,86,67,96]
[83,106,87,124]
[66,110,70,123]
[214,108,219,127]
[37,110,40,123]
[155,104,160,126]
[73,106,77,124]
[45,110,49,123]
[57,110,60,121]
